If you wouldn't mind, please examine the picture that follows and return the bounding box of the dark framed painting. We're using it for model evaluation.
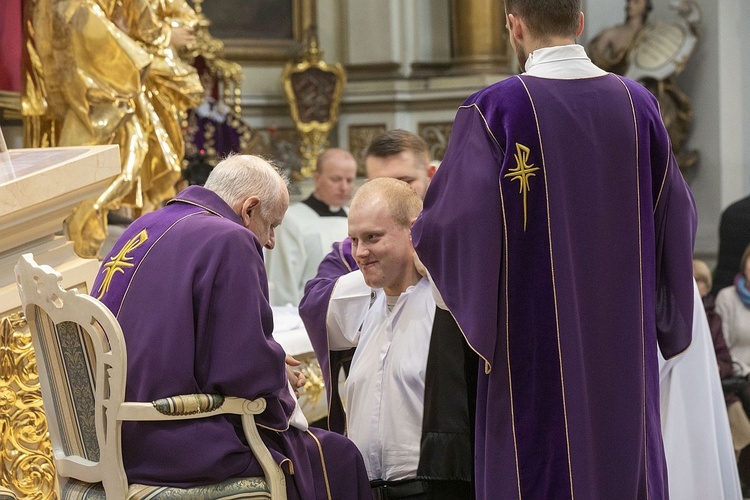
[190,0,313,61]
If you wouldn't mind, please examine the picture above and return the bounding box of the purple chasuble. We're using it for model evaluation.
[298,238,357,433]
[93,186,370,499]
[412,74,696,500]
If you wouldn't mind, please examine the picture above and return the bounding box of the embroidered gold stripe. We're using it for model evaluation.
[306,429,332,500]
[116,212,204,318]
[96,229,148,299]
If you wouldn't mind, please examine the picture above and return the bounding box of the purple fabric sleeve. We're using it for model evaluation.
[298,238,357,432]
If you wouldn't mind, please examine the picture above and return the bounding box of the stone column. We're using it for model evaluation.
[451,0,510,73]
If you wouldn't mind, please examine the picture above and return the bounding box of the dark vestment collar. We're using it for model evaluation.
[303,194,347,218]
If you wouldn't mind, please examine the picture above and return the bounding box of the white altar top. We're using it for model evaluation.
[272,305,314,355]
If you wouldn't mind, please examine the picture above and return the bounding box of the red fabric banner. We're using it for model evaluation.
[0,0,23,92]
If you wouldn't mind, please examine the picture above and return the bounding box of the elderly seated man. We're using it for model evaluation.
[325,178,473,499]
[92,155,371,499]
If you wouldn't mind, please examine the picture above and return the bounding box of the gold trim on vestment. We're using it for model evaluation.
[169,199,226,218]
[96,229,149,299]
[115,212,205,318]
[431,104,498,375]
[305,429,332,500]
[651,97,672,213]
[504,143,540,231]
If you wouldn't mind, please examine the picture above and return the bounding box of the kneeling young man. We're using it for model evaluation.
[326,178,473,499]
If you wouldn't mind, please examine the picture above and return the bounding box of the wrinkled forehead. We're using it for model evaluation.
[271,184,290,219]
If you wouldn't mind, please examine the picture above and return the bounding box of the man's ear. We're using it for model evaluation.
[426,163,438,180]
[508,13,524,42]
[576,12,585,38]
[241,196,261,223]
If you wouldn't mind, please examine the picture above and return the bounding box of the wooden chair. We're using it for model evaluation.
[0,487,18,500]
[15,254,287,499]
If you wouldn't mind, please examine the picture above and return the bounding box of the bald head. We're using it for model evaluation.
[314,148,357,207]
[348,178,424,296]
[350,178,423,228]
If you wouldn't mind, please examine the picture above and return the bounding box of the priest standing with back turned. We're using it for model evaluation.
[411,1,697,499]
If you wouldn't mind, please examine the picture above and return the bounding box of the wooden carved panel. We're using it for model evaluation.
[418,122,453,162]
[348,124,387,177]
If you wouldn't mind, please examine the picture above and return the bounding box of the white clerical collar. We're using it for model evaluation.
[524,44,606,79]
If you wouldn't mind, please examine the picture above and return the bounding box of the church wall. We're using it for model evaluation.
[677,0,721,259]
[229,0,748,261]
[583,0,745,259]
[0,1,744,261]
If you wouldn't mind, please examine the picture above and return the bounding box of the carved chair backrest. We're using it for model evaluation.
[15,254,128,496]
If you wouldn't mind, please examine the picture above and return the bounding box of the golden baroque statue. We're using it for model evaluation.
[23,0,203,258]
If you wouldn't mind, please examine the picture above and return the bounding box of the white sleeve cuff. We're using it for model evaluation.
[326,270,372,349]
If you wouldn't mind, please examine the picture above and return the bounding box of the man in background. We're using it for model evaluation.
[412,1,696,498]
[266,148,356,306]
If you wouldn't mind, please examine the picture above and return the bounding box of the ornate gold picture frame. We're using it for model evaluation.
[190,0,313,62]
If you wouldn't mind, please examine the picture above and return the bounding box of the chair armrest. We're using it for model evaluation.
[116,395,286,499]
[55,456,102,483]
[117,395,267,421]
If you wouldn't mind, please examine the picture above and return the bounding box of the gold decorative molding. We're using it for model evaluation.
[0,92,22,123]
[295,352,326,423]
[418,122,453,162]
[348,124,387,177]
[450,0,510,74]
[194,0,315,62]
[282,34,347,179]
[0,312,57,500]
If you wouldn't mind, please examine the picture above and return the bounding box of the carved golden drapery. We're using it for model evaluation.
[23,0,204,259]
[0,312,57,500]
[451,0,510,73]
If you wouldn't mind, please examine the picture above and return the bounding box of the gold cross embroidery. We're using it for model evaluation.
[96,229,148,299]
[504,143,540,231]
